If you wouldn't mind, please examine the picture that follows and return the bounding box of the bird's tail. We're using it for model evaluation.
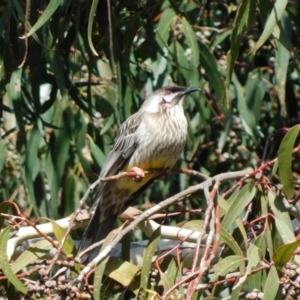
[78,205,118,264]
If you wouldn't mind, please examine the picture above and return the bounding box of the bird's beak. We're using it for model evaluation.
[181,87,201,96]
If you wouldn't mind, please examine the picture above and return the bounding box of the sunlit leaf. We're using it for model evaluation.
[11,240,53,273]
[104,258,139,295]
[222,183,256,231]
[213,255,245,280]
[49,220,76,256]
[268,192,295,243]
[262,266,279,300]
[273,239,300,268]
[251,0,288,53]
[87,0,99,56]
[26,0,63,37]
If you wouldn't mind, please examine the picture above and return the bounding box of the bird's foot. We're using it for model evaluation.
[130,167,145,183]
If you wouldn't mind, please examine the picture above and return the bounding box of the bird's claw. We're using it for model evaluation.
[130,167,145,183]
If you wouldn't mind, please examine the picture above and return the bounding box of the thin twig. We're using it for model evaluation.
[223,144,300,199]
[186,181,220,299]
[18,0,30,67]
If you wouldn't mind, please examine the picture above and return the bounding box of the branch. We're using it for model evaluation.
[74,169,250,284]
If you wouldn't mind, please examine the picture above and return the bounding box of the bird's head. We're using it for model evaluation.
[141,86,200,113]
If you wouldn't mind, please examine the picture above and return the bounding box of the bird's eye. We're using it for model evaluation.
[164,90,171,95]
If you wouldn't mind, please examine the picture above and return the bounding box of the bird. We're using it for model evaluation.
[79,86,200,263]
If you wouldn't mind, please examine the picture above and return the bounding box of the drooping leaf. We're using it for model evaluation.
[94,230,119,300]
[11,240,53,273]
[87,0,99,56]
[262,266,279,300]
[0,226,28,295]
[222,183,256,231]
[278,125,300,199]
[26,0,63,38]
[49,219,77,256]
[104,258,139,295]
[273,239,300,269]
[251,0,288,53]
[268,191,295,244]
[140,227,161,290]
[213,255,245,280]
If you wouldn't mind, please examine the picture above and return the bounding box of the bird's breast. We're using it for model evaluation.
[117,108,187,193]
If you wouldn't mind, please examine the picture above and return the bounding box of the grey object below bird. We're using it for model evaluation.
[78,86,200,264]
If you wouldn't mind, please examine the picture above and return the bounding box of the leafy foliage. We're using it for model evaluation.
[1,0,300,299]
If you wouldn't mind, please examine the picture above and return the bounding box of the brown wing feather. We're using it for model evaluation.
[92,112,142,204]
[98,111,142,178]
[79,112,143,262]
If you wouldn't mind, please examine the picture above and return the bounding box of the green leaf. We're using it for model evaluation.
[213,255,245,280]
[254,234,267,258]
[245,69,268,124]
[222,183,256,231]
[275,22,291,117]
[182,220,204,230]
[123,13,141,76]
[49,106,72,218]
[235,244,260,289]
[278,125,300,199]
[220,228,244,257]
[104,258,139,295]
[159,258,178,293]
[26,0,63,37]
[182,17,200,87]
[94,230,119,300]
[0,226,28,295]
[155,9,176,49]
[49,220,76,256]
[247,271,263,294]
[198,40,224,103]
[61,169,78,215]
[11,240,52,273]
[100,114,115,136]
[0,202,13,230]
[263,266,279,300]
[251,0,288,53]
[225,0,254,104]
[111,291,126,300]
[140,226,161,290]
[232,73,256,138]
[273,239,300,268]
[172,41,190,85]
[25,126,42,216]
[87,0,99,56]
[0,140,7,172]
[268,191,295,244]
[50,49,66,95]
[8,69,23,127]
[230,284,243,300]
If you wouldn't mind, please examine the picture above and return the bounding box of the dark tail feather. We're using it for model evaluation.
[78,206,117,264]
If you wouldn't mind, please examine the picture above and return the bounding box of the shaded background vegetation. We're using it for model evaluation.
[1,0,300,299]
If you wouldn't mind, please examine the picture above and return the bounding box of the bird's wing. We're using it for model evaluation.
[79,113,143,262]
[99,111,142,178]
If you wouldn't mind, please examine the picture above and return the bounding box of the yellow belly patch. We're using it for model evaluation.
[126,157,170,173]
[116,172,157,194]
[117,157,170,193]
